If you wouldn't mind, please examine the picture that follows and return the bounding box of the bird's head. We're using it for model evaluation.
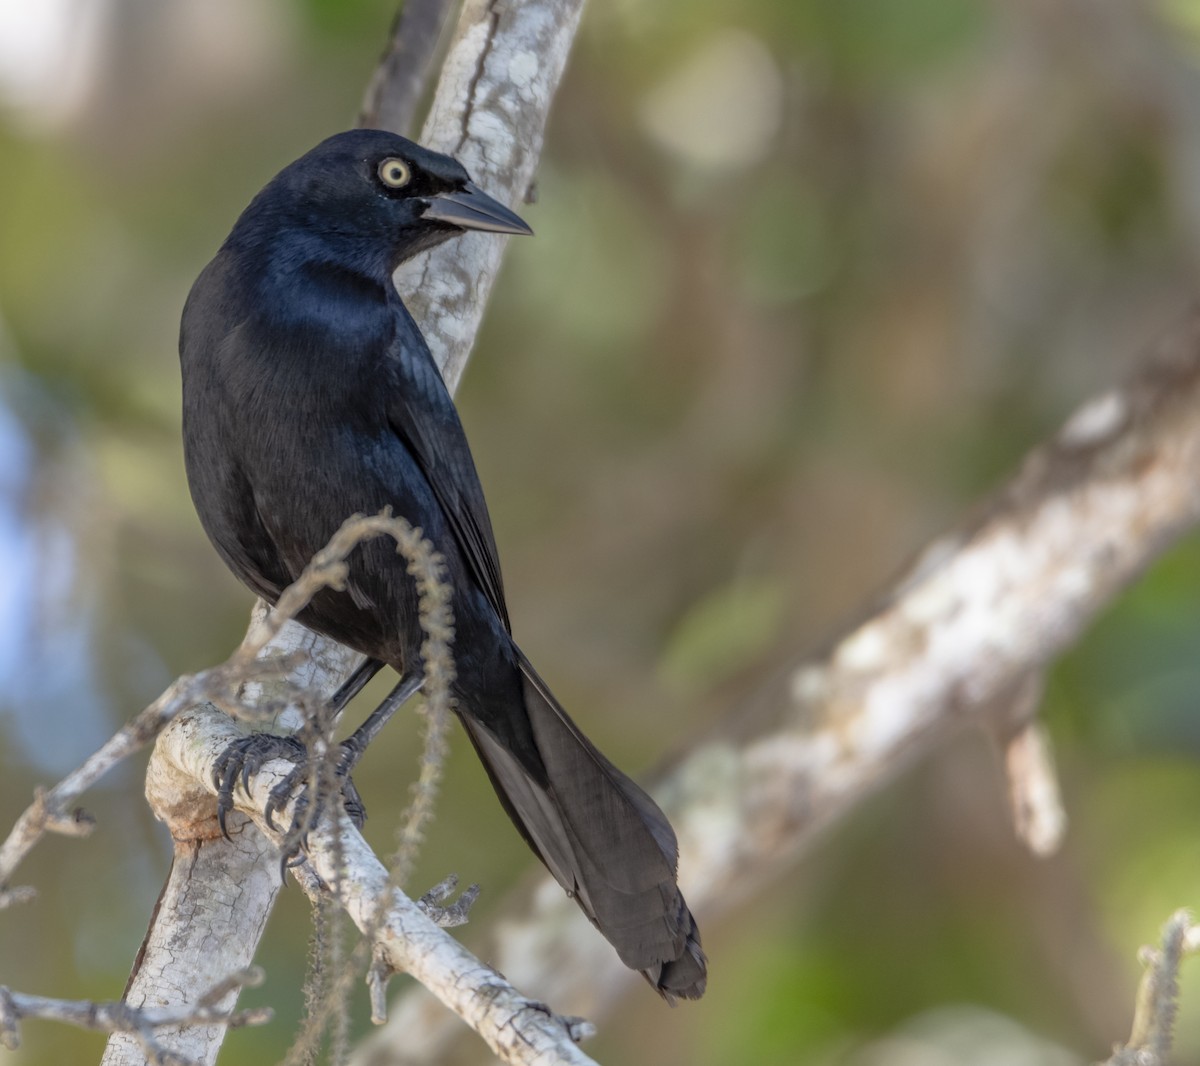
[231,129,532,278]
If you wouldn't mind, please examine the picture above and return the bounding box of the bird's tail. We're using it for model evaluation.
[458,647,707,1002]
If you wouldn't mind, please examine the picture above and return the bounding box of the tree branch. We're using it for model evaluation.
[0,561,364,903]
[1101,909,1200,1065]
[1,971,269,1066]
[395,0,587,391]
[147,708,598,1066]
[358,0,459,137]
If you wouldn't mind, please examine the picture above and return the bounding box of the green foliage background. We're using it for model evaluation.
[3,0,1200,1062]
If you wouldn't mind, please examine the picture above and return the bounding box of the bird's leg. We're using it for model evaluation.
[214,671,425,874]
[329,656,386,718]
[213,658,384,839]
[258,673,424,867]
[334,672,425,774]
[260,672,425,830]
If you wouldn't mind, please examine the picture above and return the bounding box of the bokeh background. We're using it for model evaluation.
[4,0,1200,1062]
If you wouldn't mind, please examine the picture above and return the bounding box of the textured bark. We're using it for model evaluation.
[147,704,599,1066]
[395,0,586,391]
[100,836,279,1066]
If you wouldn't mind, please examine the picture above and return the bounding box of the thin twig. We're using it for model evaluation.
[0,969,268,1066]
[1100,909,1198,1065]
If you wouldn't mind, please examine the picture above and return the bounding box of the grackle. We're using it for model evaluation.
[179,129,706,1000]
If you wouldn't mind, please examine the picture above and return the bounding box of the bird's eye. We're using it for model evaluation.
[378,158,412,189]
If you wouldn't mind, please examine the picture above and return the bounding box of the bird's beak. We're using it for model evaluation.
[421,182,533,236]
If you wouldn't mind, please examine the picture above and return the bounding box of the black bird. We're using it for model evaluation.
[179,129,706,1001]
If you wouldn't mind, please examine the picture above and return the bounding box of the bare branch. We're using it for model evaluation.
[359,0,459,136]
[416,874,480,928]
[395,0,588,391]
[1004,721,1066,859]
[113,508,584,1065]
[150,708,600,1066]
[1100,909,1199,1065]
[101,515,435,1066]
[1,969,268,1066]
[988,674,1067,857]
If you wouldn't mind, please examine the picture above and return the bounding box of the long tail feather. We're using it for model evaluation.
[459,647,706,1001]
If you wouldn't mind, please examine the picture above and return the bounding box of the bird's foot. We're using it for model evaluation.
[213,733,367,868]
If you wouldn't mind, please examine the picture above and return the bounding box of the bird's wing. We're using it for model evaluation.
[384,326,511,632]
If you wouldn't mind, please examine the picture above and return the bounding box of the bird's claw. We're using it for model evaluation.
[213,733,307,839]
[212,733,368,873]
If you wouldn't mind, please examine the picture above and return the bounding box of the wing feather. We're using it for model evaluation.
[384,325,511,631]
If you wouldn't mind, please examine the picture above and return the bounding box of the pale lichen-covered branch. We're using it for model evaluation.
[395,0,587,391]
[143,703,600,1066]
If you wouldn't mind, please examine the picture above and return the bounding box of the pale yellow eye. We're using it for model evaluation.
[378,158,412,188]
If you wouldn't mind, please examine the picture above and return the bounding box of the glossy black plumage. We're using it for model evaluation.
[179,130,705,1000]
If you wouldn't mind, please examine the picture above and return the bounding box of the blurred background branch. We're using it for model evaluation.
[358,0,458,136]
[1101,909,1200,1065]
